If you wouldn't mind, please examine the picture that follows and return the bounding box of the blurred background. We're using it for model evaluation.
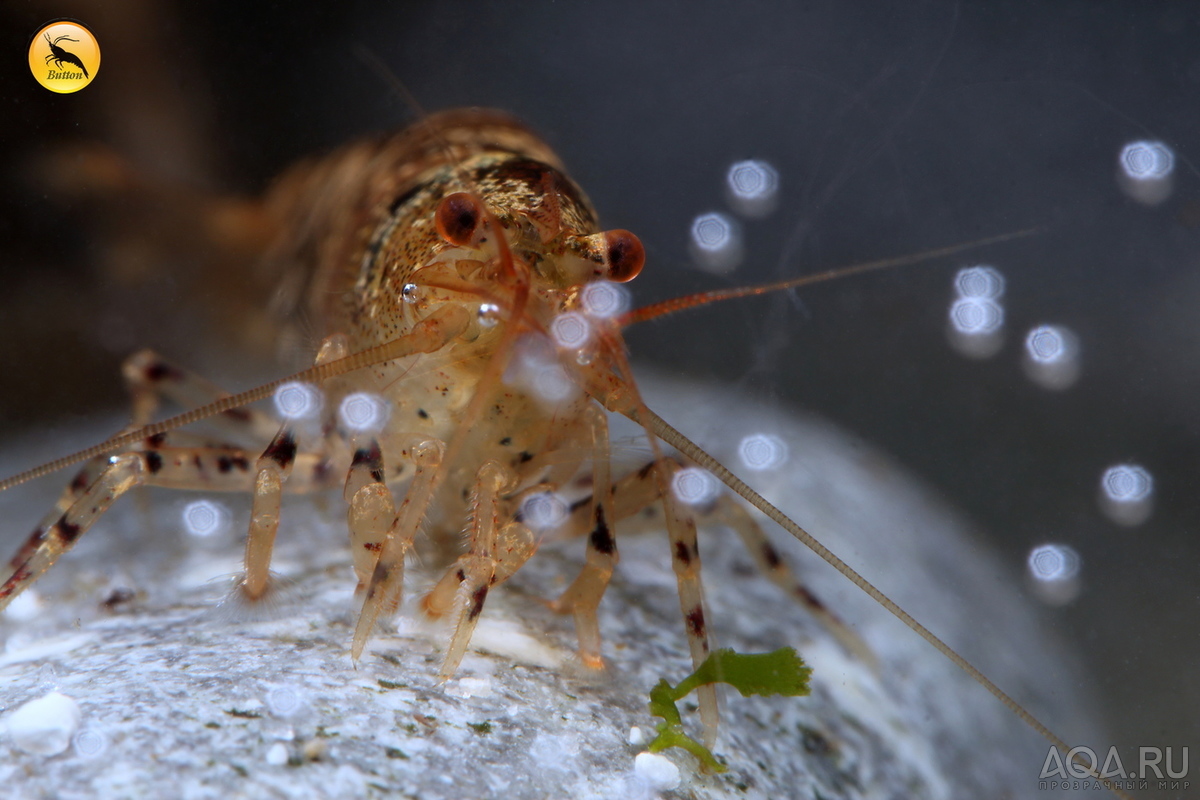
[2,1,1197,792]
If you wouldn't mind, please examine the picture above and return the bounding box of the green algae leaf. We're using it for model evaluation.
[677,647,813,699]
[647,647,811,772]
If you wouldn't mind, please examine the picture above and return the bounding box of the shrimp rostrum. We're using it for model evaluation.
[0,109,855,741]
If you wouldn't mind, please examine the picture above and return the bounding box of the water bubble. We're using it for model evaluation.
[1022,324,1081,391]
[1027,543,1082,606]
[273,381,322,421]
[532,364,575,403]
[1099,464,1154,526]
[477,302,502,327]
[1025,325,1066,362]
[72,728,108,758]
[953,265,1006,299]
[338,392,390,433]
[947,296,1005,359]
[182,499,230,538]
[266,685,304,718]
[689,212,743,274]
[1119,140,1174,180]
[671,468,720,506]
[550,311,593,350]
[1101,464,1153,502]
[401,283,423,304]
[506,334,579,406]
[521,492,569,532]
[581,281,630,319]
[725,159,780,218]
[33,663,59,692]
[505,334,552,382]
[1117,140,1175,206]
[738,433,789,471]
[1028,543,1080,581]
[949,297,1004,334]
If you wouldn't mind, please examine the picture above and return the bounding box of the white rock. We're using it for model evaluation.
[265,742,288,766]
[634,752,681,791]
[7,691,82,755]
[2,589,41,623]
[445,675,493,698]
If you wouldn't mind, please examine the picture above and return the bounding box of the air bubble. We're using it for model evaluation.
[671,468,720,506]
[33,663,59,692]
[1119,140,1174,180]
[182,499,230,538]
[550,311,592,350]
[949,297,1004,335]
[506,334,579,407]
[1099,464,1154,526]
[1028,543,1080,581]
[581,281,630,319]
[725,159,779,218]
[953,266,1005,299]
[947,296,1005,359]
[1022,325,1081,391]
[72,728,108,758]
[532,365,575,403]
[1117,140,1175,206]
[738,433,788,471]
[266,685,305,718]
[1027,543,1082,605]
[338,392,391,433]
[401,283,423,304]
[521,492,569,532]
[477,302,502,327]
[273,381,323,421]
[689,212,743,274]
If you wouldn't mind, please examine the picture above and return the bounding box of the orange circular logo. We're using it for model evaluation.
[29,21,100,93]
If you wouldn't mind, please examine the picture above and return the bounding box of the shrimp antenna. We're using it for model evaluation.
[353,47,487,197]
[0,331,457,493]
[353,46,428,123]
[631,403,1133,800]
[0,227,1036,494]
[619,227,1041,327]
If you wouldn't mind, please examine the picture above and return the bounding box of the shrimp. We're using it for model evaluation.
[0,109,1132,797]
[43,34,90,78]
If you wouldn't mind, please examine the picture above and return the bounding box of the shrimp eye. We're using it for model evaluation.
[602,229,644,282]
[436,192,483,246]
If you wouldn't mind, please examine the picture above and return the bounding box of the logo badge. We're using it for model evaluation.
[29,21,100,93]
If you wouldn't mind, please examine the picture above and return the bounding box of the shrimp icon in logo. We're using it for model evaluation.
[29,21,100,93]
[44,33,90,78]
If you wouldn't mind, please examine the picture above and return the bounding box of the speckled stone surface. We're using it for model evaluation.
[0,376,1103,799]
